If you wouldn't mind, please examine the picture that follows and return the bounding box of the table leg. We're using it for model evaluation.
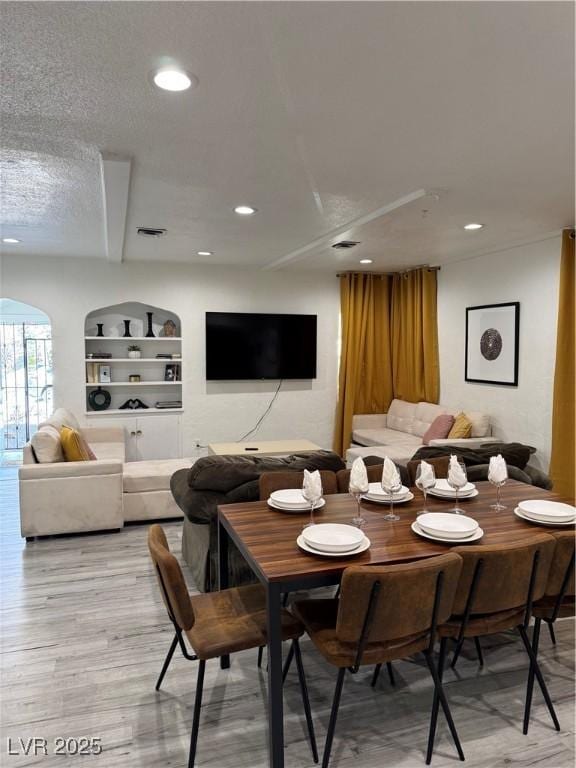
[267,581,284,768]
[217,516,231,670]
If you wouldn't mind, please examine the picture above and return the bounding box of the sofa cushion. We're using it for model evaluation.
[41,407,81,432]
[30,425,65,463]
[423,414,455,446]
[465,411,491,438]
[448,412,473,439]
[123,458,193,493]
[412,402,448,437]
[91,442,126,462]
[353,427,421,449]
[386,399,417,434]
[60,426,96,461]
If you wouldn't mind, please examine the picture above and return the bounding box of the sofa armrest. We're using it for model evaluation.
[19,460,123,481]
[352,413,387,430]
[81,426,125,443]
[428,436,495,449]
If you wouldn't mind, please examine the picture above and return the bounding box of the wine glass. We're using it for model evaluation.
[489,470,508,510]
[381,478,402,521]
[415,464,436,516]
[302,478,323,529]
[447,461,468,514]
[349,478,369,528]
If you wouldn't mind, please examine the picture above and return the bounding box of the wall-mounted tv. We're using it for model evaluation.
[206,312,317,380]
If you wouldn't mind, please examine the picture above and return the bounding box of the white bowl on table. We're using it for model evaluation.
[518,500,575,524]
[430,479,476,497]
[417,512,479,540]
[270,489,314,509]
[364,482,410,500]
[302,523,365,553]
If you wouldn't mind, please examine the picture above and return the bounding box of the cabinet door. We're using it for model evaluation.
[134,415,182,460]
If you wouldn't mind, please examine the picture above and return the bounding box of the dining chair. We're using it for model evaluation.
[259,469,338,500]
[406,457,450,487]
[147,524,318,767]
[523,530,575,734]
[426,534,558,755]
[293,552,464,767]
[335,463,384,493]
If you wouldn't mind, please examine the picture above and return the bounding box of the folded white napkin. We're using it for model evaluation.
[488,454,508,484]
[418,460,436,488]
[349,457,369,494]
[448,455,467,488]
[302,468,323,501]
[381,456,401,491]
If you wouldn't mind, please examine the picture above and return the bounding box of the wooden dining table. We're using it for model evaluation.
[217,479,572,768]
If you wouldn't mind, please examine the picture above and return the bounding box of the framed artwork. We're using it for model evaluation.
[164,363,181,382]
[465,302,520,386]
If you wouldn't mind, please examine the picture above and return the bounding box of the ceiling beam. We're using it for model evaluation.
[99,154,131,263]
[262,188,428,271]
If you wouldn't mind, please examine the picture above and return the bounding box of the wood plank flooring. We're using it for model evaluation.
[0,464,574,767]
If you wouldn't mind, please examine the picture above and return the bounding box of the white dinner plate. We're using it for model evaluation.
[427,488,479,500]
[302,523,365,553]
[362,491,415,505]
[514,507,575,527]
[365,483,410,498]
[517,500,576,523]
[270,489,311,508]
[268,497,326,513]
[417,512,478,539]
[432,479,476,495]
[297,534,371,557]
[411,521,484,544]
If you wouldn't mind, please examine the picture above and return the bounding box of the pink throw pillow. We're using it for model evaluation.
[422,414,455,445]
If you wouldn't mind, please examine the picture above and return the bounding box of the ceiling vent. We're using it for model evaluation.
[332,240,360,249]
[137,227,166,238]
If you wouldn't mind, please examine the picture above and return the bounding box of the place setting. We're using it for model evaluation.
[426,455,478,511]
[514,499,576,527]
[353,456,413,523]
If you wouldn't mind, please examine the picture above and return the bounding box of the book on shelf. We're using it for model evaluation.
[155,400,182,409]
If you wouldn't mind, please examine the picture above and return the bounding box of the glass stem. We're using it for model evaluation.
[497,484,501,508]
[423,489,427,512]
[455,487,459,511]
[310,500,315,526]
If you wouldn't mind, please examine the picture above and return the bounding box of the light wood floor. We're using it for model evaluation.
[0,464,574,767]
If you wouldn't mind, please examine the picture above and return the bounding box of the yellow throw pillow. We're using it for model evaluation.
[60,426,95,461]
[447,412,472,439]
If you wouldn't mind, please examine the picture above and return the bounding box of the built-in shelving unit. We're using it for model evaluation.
[84,302,183,415]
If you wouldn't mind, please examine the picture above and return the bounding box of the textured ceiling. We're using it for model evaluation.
[0,1,574,271]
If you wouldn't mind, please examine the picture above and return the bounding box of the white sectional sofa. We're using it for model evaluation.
[20,408,189,538]
[346,398,493,466]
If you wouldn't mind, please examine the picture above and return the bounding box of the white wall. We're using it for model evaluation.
[438,236,561,470]
[1,256,340,455]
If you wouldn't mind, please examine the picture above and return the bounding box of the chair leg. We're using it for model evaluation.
[474,636,484,667]
[547,621,557,645]
[257,646,264,668]
[387,662,396,686]
[188,660,206,768]
[155,633,179,691]
[322,668,346,768]
[450,637,464,669]
[426,637,448,765]
[282,642,295,684]
[523,618,541,735]
[424,648,464,764]
[371,664,382,688]
[282,592,290,607]
[293,639,319,764]
[371,662,395,688]
[517,624,560,732]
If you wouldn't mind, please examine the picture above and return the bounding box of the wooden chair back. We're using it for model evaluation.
[336,552,462,645]
[406,456,450,487]
[544,531,575,598]
[336,464,384,493]
[259,470,338,500]
[148,524,195,631]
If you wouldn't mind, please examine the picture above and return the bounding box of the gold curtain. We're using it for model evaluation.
[332,273,394,455]
[391,268,440,403]
[549,229,575,501]
[333,268,439,455]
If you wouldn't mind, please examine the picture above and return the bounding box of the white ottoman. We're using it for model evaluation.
[122,458,193,522]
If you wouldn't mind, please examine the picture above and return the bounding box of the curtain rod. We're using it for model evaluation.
[336,265,441,277]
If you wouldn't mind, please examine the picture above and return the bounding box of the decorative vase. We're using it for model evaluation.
[128,350,141,359]
[96,323,104,338]
[145,311,155,338]
[123,320,132,338]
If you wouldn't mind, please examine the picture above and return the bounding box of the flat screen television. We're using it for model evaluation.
[206,312,317,380]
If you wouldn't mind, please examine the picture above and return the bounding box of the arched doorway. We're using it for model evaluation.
[0,299,53,456]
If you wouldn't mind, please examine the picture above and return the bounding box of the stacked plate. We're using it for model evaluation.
[514,500,575,527]
[361,482,414,504]
[268,489,326,513]
[297,523,371,557]
[427,479,479,500]
[412,512,484,543]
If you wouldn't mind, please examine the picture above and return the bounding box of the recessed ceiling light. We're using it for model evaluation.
[2,237,20,244]
[153,68,195,92]
[234,205,257,216]
[463,223,484,230]
[360,259,373,264]
[197,250,213,256]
